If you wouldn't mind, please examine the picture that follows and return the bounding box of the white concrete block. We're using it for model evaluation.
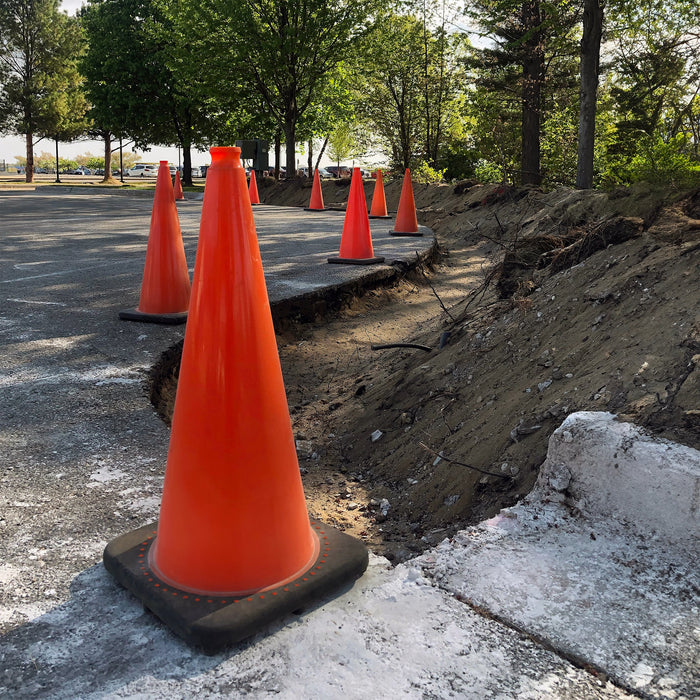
[534,411,700,545]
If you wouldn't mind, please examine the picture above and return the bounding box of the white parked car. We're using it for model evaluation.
[126,164,159,177]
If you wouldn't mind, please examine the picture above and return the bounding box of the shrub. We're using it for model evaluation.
[412,161,446,184]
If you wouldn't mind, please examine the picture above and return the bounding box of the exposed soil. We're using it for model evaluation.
[151,177,700,562]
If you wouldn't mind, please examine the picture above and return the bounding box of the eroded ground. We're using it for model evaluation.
[152,179,700,562]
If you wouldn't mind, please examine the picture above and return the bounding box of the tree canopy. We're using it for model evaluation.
[0,0,86,181]
[0,0,698,188]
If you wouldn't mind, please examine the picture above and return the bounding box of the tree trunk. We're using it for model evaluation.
[521,1,543,186]
[284,119,296,177]
[274,132,281,180]
[314,136,329,172]
[119,138,125,183]
[102,133,115,183]
[182,143,192,187]
[576,0,603,189]
[54,136,61,183]
[25,132,34,183]
[307,140,313,177]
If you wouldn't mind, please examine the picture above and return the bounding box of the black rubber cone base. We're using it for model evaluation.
[389,230,423,237]
[103,520,369,653]
[118,309,188,325]
[327,256,385,266]
[303,207,325,212]
[369,214,392,219]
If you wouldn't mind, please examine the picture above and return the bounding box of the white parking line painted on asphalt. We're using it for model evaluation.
[0,259,132,284]
[7,298,68,306]
[13,262,58,269]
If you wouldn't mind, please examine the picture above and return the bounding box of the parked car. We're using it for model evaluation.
[126,163,158,177]
[326,165,352,178]
[178,166,201,177]
[297,166,332,178]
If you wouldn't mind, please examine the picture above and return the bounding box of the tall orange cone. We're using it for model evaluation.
[390,168,422,237]
[305,168,325,211]
[104,147,368,651]
[369,169,390,219]
[173,170,184,200]
[248,168,260,204]
[119,160,191,324]
[328,167,385,265]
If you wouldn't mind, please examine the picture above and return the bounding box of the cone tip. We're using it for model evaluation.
[211,146,241,162]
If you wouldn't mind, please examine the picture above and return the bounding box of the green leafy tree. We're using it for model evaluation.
[80,0,143,181]
[194,0,377,177]
[38,46,90,181]
[353,13,425,170]
[0,0,86,182]
[81,0,222,185]
[598,0,700,185]
[296,64,358,175]
[465,0,579,185]
[465,79,520,182]
[327,122,362,172]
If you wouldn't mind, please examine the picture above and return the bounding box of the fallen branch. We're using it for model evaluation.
[371,343,432,352]
[418,442,512,479]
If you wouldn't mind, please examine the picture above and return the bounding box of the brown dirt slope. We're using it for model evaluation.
[153,178,700,562]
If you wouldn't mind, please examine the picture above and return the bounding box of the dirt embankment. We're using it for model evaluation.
[153,177,700,562]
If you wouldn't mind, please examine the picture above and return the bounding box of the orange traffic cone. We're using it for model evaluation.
[173,170,184,200]
[328,167,385,265]
[369,169,390,219]
[119,160,191,324]
[104,146,368,651]
[390,168,422,236]
[305,168,325,211]
[248,169,260,204]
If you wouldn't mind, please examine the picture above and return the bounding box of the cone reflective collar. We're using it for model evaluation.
[119,160,191,324]
[105,147,368,651]
[390,168,422,236]
[328,167,385,265]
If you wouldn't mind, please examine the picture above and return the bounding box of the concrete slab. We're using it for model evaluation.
[422,413,699,700]
[1,556,634,699]
[534,411,700,546]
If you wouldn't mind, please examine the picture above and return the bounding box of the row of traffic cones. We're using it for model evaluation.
[106,149,368,651]
[307,167,419,237]
[121,161,421,323]
[329,167,422,266]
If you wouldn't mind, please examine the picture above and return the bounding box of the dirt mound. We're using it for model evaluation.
[151,179,700,562]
